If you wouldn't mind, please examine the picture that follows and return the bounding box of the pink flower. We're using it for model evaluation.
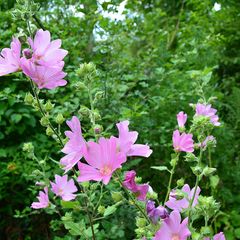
[195,103,220,126]
[205,232,225,240]
[0,38,21,76]
[21,57,67,89]
[122,170,149,201]
[116,120,152,158]
[172,130,194,152]
[31,187,49,209]
[51,175,77,201]
[177,111,187,128]
[199,135,216,148]
[153,210,191,240]
[28,29,68,66]
[77,137,126,185]
[166,184,201,212]
[60,116,86,173]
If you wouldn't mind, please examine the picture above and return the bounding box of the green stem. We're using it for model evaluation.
[164,153,179,204]
[29,78,64,147]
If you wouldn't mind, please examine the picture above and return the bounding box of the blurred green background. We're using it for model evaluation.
[0,0,240,239]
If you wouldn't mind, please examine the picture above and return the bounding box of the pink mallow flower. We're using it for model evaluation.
[205,232,225,240]
[31,187,49,209]
[60,116,86,173]
[153,210,191,240]
[77,137,126,185]
[21,57,67,89]
[172,130,194,153]
[116,120,152,157]
[28,29,68,67]
[195,103,220,126]
[0,38,21,76]
[122,170,149,201]
[166,184,201,212]
[177,111,187,128]
[51,175,77,201]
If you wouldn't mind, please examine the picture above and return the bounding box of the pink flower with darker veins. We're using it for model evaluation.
[153,210,191,240]
[165,184,201,212]
[28,29,68,67]
[177,111,187,128]
[21,58,67,89]
[172,130,194,153]
[116,120,152,158]
[78,137,126,185]
[204,232,225,240]
[0,38,21,76]
[195,103,220,126]
[60,116,86,173]
[31,187,49,209]
[51,175,77,201]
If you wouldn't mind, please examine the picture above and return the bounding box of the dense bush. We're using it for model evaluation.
[0,0,240,239]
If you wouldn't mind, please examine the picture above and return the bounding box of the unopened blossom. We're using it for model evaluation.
[172,130,194,152]
[153,210,191,240]
[116,120,152,157]
[78,137,126,185]
[199,135,216,148]
[195,103,220,126]
[146,200,169,224]
[205,232,225,240]
[177,111,187,128]
[31,187,49,209]
[51,175,77,201]
[21,58,67,89]
[122,170,149,201]
[0,38,21,76]
[166,184,201,212]
[28,29,68,67]
[60,116,86,172]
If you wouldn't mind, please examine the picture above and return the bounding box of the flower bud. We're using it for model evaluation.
[177,178,185,187]
[46,126,54,136]
[23,48,32,59]
[93,124,103,134]
[111,191,123,202]
[136,217,147,228]
[40,116,49,127]
[22,142,34,153]
[24,92,34,104]
[44,101,54,112]
[79,106,90,116]
[76,62,97,78]
[97,205,105,215]
[55,113,65,125]
[93,110,101,121]
[94,91,104,101]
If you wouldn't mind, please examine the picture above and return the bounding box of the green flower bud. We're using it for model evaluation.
[44,101,54,112]
[177,178,185,187]
[24,92,34,104]
[22,142,34,153]
[111,191,123,202]
[97,205,105,215]
[94,124,103,134]
[93,110,101,121]
[76,62,97,78]
[55,113,65,125]
[46,126,54,136]
[94,91,104,101]
[79,106,90,116]
[135,176,142,183]
[136,217,147,228]
[75,82,87,90]
[40,116,49,127]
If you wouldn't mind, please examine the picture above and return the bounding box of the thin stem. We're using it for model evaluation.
[115,173,150,224]
[29,78,64,147]
[164,153,179,205]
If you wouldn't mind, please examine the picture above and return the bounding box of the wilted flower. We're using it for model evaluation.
[0,38,21,76]
[205,232,225,240]
[77,137,126,185]
[31,187,49,209]
[51,175,77,201]
[177,111,187,128]
[172,130,194,152]
[153,210,191,240]
[199,135,216,149]
[28,29,68,67]
[60,116,86,172]
[116,120,152,157]
[195,103,220,126]
[146,200,169,224]
[21,58,67,89]
[166,184,201,212]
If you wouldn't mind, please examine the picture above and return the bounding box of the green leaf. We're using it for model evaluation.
[151,166,170,172]
[104,205,117,217]
[60,201,81,210]
[11,113,22,123]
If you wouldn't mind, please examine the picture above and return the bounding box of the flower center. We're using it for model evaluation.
[171,234,180,240]
[100,166,112,176]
